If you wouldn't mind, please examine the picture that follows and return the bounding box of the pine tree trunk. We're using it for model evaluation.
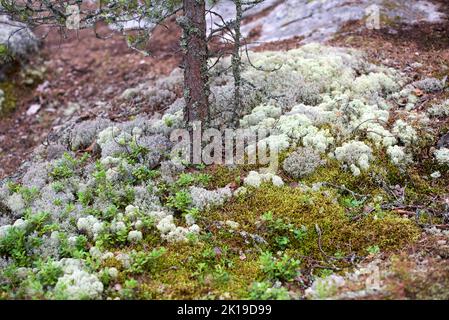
[180,0,209,123]
[231,0,243,126]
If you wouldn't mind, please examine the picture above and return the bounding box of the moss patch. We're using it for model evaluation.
[102,242,263,300]
[206,185,420,263]
[0,82,17,117]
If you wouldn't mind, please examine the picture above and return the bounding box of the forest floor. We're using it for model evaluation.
[1,2,449,299]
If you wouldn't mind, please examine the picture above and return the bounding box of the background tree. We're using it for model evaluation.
[207,0,267,125]
[177,0,209,123]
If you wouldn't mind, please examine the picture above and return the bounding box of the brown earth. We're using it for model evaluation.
[0,18,182,178]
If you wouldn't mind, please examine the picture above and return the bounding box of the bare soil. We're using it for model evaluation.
[0,19,182,178]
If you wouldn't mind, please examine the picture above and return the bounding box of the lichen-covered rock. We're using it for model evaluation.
[305,274,346,300]
[0,15,38,58]
[120,68,182,109]
[67,118,112,151]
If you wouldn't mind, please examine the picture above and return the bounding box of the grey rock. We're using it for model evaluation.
[437,132,449,149]
[208,0,445,45]
[0,13,39,79]
[0,14,38,58]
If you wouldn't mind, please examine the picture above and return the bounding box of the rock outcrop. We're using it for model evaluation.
[0,13,39,79]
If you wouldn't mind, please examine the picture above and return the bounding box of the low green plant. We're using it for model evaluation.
[120,278,139,299]
[132,166,159,183]
[261,211,308,250]
[128,248,166,274]
[35,259,64,288]
[166,191,192,213]
[127,140,149,164]
[50,152,87,180]
[259,251,300,282]
[0,227,28,266]
[367,245,381,255]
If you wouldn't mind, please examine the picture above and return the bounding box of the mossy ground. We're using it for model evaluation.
[0,63,45,118]
[2,141,445,300]
[86,165,422,299]
[115,146,449,299]
[206,184,419,258]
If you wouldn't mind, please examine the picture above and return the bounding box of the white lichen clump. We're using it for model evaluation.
[127,230,143,243]
[334,141,372,176]
[434,148,449,166]
[156,215,200,243]
[387,145,411,167]
[427,100,449,118]
[77,215,104,240]
[189,186,233,211]
[54,268,103,300]
[243,171,284,188]
[228,43,425,177]
[412,77,444,93]
[392,120,418,146]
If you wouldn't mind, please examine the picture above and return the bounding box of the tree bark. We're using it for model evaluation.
[231,0,243,126]
[180,0,209,123]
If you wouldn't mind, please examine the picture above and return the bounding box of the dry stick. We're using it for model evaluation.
[314,224,342,271]
[321,182,367,200]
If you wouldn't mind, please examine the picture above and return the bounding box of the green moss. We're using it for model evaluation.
[298,148,448,208]
[129,243,262,299]
[205,164,255,189]
[205,166,242,189]
[300,157,390,198]
[0,82,17,117]
[206,185,419,263]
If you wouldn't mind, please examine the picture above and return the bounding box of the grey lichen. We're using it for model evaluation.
[282,147,325,179]
[412,77,445,93]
